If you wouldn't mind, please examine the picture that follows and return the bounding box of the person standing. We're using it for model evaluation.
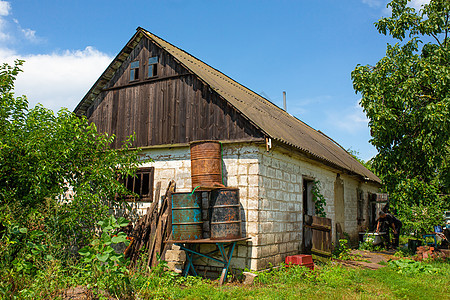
[376,211,402,249]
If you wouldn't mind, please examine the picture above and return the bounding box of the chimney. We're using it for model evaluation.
[283,91,287,111]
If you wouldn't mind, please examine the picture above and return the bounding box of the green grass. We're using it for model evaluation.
[1,259,450,299]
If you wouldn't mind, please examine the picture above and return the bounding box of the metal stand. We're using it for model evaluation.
[168,237,249,285]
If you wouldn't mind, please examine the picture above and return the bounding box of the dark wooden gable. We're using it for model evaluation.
[86,36,264,149]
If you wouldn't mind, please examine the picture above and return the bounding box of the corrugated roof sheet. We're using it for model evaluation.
[76,28,380,184]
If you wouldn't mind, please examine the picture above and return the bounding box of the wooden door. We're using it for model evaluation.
[309,216,332,260]
[302,179,314,253]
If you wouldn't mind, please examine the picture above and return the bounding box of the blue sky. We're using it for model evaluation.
[0,0,429,161]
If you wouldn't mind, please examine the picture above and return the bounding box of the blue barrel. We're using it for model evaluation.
[172,192,203,240]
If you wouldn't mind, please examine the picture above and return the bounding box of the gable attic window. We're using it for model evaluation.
[122,167,154,201]
[130,60,139,81]
[148,56,158,78]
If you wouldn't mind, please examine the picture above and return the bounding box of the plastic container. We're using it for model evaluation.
[285,255,314,270]
[363,232,385,245]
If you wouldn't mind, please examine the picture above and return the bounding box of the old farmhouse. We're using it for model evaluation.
[74,27,381,271]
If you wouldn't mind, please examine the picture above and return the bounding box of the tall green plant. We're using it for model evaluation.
[0,60,145,271]
[351,0,450,233]
[78,215,131,296]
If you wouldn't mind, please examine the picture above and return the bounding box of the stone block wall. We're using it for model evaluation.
[255,144,336,270]
[138,142,380,272]
[139,143,259,272]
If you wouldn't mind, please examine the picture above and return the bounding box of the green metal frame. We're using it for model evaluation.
[175,241,237,284]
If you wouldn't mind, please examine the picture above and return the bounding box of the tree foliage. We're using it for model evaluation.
[351,0,450,234]
[0,60,144,266]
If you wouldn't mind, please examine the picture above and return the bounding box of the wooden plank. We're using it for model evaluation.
[305,224,331,232]
[311,216,332,259]
[178,79,187,143]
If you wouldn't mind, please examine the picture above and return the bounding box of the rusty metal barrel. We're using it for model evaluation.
[171,192,203,240]
[209,188,241,240]
[190,140,222,189]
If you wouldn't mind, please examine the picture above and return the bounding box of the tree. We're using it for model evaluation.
[0,60,144,266]
[351,0,450,234]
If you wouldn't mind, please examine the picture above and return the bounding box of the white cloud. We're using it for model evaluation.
[0,1,11,41]
[0,1,112,112]
[13,18,40,42]
[362,0,383,8]
[0,1,10,16]
[21,28,36,41]
[325,100,369,135]
[1,47,112,112]
[289,95,332,116]
[364,0,431,15]
[409,0,430,10]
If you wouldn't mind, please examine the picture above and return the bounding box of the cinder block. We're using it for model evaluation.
[248,210,258,222]
[227,176,238,186]
[243,272,258,285]
[247,198,258,210]
[167,261,184,274]
[238,164,247,175]
[165,250,186,262]
[239,175,248,186]
[248,175,258,186]
[247,222,258,234]
[237,245,248,257]
[248,164,258,175]
[248,186,258,198]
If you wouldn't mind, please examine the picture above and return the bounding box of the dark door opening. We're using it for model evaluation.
[302,178,314,253]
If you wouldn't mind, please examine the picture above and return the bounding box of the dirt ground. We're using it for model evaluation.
[337,249,399,270]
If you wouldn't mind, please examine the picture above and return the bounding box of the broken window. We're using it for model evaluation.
[130,60,139,81]
[122,167,154,201]
[148,56,158,78]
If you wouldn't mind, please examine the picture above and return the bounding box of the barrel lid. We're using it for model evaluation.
[189,140,221,146]
[193,185,239,192]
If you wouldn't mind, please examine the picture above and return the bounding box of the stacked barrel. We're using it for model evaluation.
[171,140,242,241]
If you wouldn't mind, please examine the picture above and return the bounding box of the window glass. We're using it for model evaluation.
[148,56,158,77]
[130,60,139,81]
[131,61,139,68]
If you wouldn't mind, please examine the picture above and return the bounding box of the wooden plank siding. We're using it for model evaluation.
[86,37,264,149]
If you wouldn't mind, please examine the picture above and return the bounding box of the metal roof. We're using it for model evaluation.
[75,28,381,184]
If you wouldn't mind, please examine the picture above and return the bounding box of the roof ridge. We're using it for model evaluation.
[141,29,296,118]
[76,27,380,184]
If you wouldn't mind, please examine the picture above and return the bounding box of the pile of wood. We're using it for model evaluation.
[124,180,175,267]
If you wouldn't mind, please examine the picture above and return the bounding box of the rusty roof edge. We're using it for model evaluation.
[74,29,145,116]
[316,129,379,179]
[272,137,381,185]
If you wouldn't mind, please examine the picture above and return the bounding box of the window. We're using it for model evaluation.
[148,56,158,77]
[130,60,139,81]
[122,167,154,201]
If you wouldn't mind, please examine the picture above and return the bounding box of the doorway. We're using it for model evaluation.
[334,174,345,233]
[302,178,314,253]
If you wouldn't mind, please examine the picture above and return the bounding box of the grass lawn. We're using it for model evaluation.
[130,259,450,300]
[2,258,449,299]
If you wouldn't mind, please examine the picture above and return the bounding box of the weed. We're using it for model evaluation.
[333,239,353,260]
[77,215,131,298]
[388,258,441,275]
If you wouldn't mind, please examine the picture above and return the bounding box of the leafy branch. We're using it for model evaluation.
[312,180,327,218]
